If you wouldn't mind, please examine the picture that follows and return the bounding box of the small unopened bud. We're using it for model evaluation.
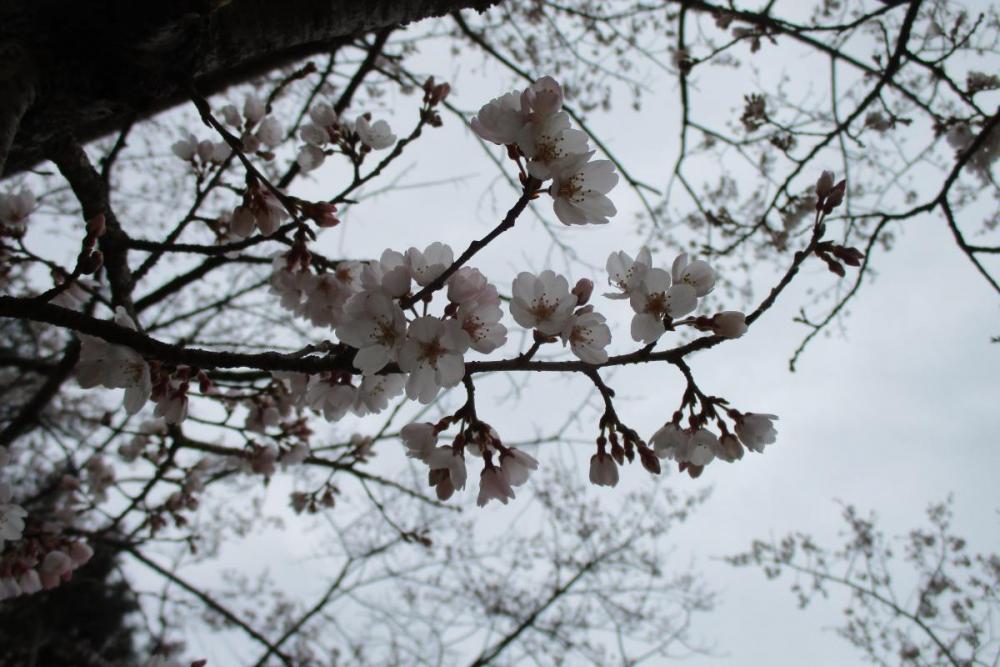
[815,170,835,199]
[86,213,106,238]
[302,201,339,228]
[823,179,847,212]
[571,278,594,305]
[638,445,661,474]
[430,82,451,105]
[711,311,747,338]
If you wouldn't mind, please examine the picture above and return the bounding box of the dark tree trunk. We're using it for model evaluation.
[0,0,496,178]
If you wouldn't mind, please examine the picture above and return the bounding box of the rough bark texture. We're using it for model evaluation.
[0,0,496,178]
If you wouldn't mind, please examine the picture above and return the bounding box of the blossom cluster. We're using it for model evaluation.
[66,75,790,509]
[296,101,397,172]
[471,77,619,226]
[0,447,95,601]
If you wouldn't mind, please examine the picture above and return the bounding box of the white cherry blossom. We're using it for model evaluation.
[521,76,564,118]
[306,380,356,422]
[429,446,467,490]
[734,413,779,452]
[0,187,35,230]
[361,249,412,297]
[398,316,469,404]
[406,242,453,287]
[77,308,152,414]
[457,299,507,354]
[589,451,619,487]
[356,116,396,149]
[518,111,589,180]
[510,270,577,336]
[629,268,698,344]
[605,247,652,299]
[561,307,612,364]
[352,374,405,415]
[0,483,27,550]
[712,311,748,338]
[447,267,495,305]
[401,422,437,461]
[478,467,516,506]
[548,152,618,225]
[471,92,527,145]
[500,448,539,486]
[171,133,198,161]
[336,291,408,375]
[671,253,716,297]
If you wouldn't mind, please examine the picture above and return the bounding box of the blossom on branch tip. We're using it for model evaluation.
[356,116,396,150]
[477,466,516,506]
[401,422,437,462]
[352,374,405,416]
[500,448,539,486]
[548,152,618,225]
[734,412,778,452]
[711,311,748,338]
[429,446,467,491]
[589,451,619,487]
[521,76,564,118]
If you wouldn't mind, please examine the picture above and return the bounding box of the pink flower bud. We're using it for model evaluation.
[86,213,106,237]
[815,170,835,199]
[69,541,94,567]
[571,278,594,305]
[711,311,747,338]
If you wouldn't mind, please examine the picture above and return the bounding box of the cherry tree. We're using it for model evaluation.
[0,0,997,664]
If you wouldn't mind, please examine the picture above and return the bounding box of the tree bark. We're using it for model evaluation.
[0,0,496,178]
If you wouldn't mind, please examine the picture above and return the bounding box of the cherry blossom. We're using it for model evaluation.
[361,249,412,297]
[356,116,396,149]
[510,270,577,336]
[589,451,619,487]
[153,380,189,424]
[471,92,527,145]
[605,247,652,299]
[447,267,493,304]
[352,374,405,415]
[477,466,516,506]
[428,446,467,497]
[650,425,717,466]
[336,291,408,375]
[400,422,437,461]
[406,242,454,287]
[671,253,716,297]
[734,413,779,452]
[629,268,698,344]
[77,308,152,415]
[561,306,612,364]
[0,187,35,230]
[0,482,27,550]
[518,111,589,180]
[548,152,619,225]
[457,299,507,354]
[521,76,564,118]
[171,133,198,161]
[499,448,539,486]
[297,101,341,171]
[306,379,356,422]
[398,316,469,404]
